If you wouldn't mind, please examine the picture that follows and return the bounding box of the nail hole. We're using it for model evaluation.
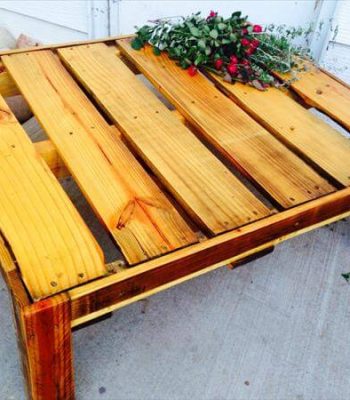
[50,281,57,287]
[78,273,84,279]
[289,197,295,202]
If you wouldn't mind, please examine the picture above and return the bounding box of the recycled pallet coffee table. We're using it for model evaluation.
[1,35,350,399]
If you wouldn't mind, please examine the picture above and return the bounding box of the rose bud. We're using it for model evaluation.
[245,47,256,56]
[227,63,238,75]
[188,65,198,76]
[241,38,250,47]
[251,39,260,48]
[230,55,238,64]
[253,25,263,33]
[207,10,217,19]
[214,58,224,70]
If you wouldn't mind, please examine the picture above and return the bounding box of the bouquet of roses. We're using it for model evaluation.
[131,11,314,90]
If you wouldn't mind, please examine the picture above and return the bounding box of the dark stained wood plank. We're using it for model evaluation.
[69,187,350,324]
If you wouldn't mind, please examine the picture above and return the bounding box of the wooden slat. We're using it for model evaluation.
[3,50,198,264]
[207,75,350,187]
[117,40,335,208]
[34,140,70,179]
[0,67,19,97]
[278,66,350,131]
[0,95,105,299]
[69,186,350,324]
[58,43,273,234]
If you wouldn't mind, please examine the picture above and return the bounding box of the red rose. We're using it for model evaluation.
[214,58,224,70]
[251,39,260,48]
[245,47,256,56]
[253,25,263,33]
[188,65,198,76]
[241,38,250,47]
[207,10,217,19]
[227,63,238,75]
[241,59,250,66]
[241,28,248,35]
[230,55,238,64]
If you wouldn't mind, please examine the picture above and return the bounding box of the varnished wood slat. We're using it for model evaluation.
[34,140,70,179]
[0,67,19,97]
[59,43,273,234]
[3,51,198,264]
[0,95,106,299]
[207,75,350,187]
[278,66,350,131]
[69,186,350,324]
[117,40,335,208]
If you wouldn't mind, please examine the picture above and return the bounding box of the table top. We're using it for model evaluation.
[1,36,350,301]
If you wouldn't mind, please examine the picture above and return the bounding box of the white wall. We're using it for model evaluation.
[320,0,350,84]
[0,0,109,44]
[112,0,323,35]
[0,0,333,53]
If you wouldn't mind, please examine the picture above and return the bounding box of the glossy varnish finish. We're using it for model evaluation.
[0,37,349,399]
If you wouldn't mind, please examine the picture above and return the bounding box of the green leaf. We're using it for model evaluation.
[190,26,200,37]
[342,273,350,283]
[194,54,204,66]
[205,46,211,55]
[247,25,253,33]
[209,29,218,39]
[231,11,242,18]
[131,37,143,50]
[153,47,161,56]
[230,33,238,42]
[218,23,227,31]
[198,39,206,49]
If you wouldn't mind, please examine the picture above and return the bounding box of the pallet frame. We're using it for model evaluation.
[1,35,350,399]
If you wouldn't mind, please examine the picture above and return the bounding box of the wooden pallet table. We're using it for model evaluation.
[1,36,350,399]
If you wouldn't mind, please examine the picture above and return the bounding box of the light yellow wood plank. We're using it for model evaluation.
[3,50,198,264]
[207,75,350,187]
[278,65,350,131]
[34,140,70,179]
[58,43,273,234]
[0,95,106,299]
[117,40,335,208]
[0,67,19,97]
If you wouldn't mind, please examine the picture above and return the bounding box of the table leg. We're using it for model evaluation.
[13,291,74,400]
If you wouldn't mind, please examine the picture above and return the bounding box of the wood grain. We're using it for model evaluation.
[21,294,74,400]
[3,50,198,264]
[207,74,350,187]
[278,65,350,131]
[117,40,335,208]
[59,43,272,234]
[0,67,19,97]
[0,94,106,299]
[34,140,70,179]
[69,186,350,323]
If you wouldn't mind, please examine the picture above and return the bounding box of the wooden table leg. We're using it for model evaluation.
[13,292,75,400]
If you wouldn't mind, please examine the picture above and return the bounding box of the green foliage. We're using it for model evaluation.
[131,11,316,89]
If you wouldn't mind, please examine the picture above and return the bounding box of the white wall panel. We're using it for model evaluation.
[113,0,319,35]
[0,0,89,33]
